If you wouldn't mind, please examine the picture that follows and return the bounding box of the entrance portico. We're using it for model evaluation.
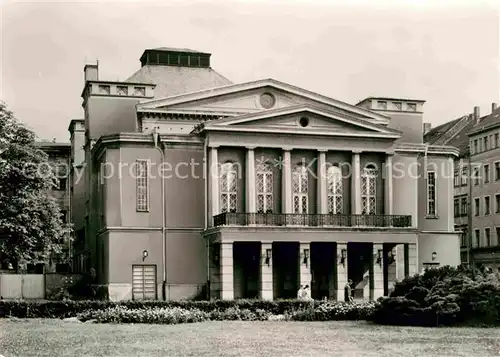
[206,228,417,301]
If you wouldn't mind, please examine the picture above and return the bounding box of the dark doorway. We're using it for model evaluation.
[273,242,299,299]
[233,242,260,299]
[347,242,372,299]
[311,242,336,300]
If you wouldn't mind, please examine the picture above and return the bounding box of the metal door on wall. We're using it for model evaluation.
[132,265,157,300]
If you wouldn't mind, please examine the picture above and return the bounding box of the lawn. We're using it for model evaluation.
[1,319,500,357]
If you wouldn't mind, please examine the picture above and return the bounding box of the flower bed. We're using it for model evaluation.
[0,299,375,324]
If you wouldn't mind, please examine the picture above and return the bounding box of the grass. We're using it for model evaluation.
[1,319,500,357]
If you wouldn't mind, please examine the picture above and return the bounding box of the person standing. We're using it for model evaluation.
[297,285,304,300]
[344,279,354,302]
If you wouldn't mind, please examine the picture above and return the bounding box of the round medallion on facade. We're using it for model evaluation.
[299,117,310,127]
[259,92,276,109]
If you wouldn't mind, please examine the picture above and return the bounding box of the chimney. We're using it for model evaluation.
[473,106,481,123]
[423,122,432,135]
[492,102,498,113]
[84,64,99,82]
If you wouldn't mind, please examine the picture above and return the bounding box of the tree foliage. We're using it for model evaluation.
[0,101,69,266]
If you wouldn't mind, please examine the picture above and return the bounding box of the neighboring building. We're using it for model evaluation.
[69,47,460,301]
[35,140,72,272]
[468,104,500,271]
[425,104,500,269]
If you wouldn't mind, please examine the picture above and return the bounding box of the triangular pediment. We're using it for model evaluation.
[196,105,401,138]
[137,78,390,125]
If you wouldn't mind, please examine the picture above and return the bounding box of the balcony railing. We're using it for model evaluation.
[213,212,412,228]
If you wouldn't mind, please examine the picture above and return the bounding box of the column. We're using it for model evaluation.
[371,243,384,300]
[351,150,361,214]
[384,153,393,216]
[245,147,256,213]
[260,242,273,300]
[209,146,219,223]
[336,242,348,301]
[317,150,328,215]
[281,149,292,214]
[299,242,312,290]
[408,243,418,276]
[220,242,234,300]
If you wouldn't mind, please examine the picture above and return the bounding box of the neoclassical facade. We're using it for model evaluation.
[69,47,460,301]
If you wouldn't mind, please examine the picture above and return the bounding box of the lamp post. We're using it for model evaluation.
[153,128,167,300]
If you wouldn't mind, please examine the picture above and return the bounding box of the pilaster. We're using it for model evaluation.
[408,243,418,276]
[260,242,273,300]
[395,244,406,281]
[220,242,234,300]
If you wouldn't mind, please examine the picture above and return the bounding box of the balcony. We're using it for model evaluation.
[213,212,412,228]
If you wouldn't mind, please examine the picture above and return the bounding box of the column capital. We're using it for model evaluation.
[282,147,292,152]
[209,144,220,149]
[246,146,257,150]
[385,151,395,156]
[352,149,363,154]
[317,149,328,153]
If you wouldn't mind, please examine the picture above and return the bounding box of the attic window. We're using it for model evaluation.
[299,117,310,128]
[407,103,417,111]
[98,85,110,95]
[117,86,128,96]
[392,102,402,111]
[377,101,387,110]
[133,87,146,96]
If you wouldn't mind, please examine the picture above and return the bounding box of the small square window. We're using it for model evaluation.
[407,103,417,111]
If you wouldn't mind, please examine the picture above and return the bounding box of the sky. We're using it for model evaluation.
[1,0,499,142]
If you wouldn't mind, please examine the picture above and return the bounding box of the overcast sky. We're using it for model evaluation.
[1,0,499,142]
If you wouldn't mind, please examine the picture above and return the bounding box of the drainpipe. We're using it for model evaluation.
[467,153,474,271]
[204,137,210,299]
[153,128,167,300]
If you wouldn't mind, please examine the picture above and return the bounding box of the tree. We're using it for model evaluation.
[0,101,69,269]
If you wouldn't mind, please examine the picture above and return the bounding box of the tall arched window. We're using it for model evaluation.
[256,161,273,213]
[361,164,377,214]
[220,162,237,213]
[292,165,308,213]
[327,164,343,214]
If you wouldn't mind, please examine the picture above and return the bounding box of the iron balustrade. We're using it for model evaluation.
[213,212,412,228]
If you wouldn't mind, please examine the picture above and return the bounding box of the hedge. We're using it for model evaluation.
[0,299,375,323]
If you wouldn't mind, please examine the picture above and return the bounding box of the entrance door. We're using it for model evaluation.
[132,265,157,300]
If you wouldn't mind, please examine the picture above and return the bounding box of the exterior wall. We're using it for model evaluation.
[86,97,141,140]
[418,155,454,232]
[392,154,418,228]
[418,233,461,271]
[100,139,207,299]
[470,147,500,248]
[386,112,423,143]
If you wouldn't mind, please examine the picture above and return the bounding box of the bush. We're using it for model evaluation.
[371,266,500,327]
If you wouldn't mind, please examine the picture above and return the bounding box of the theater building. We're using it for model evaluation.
[69,47,460,301]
